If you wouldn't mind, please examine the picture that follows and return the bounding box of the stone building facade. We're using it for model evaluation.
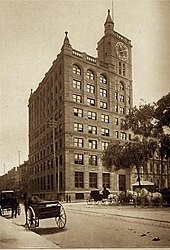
[28,10,133,200]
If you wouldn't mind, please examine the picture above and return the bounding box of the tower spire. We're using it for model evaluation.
[104,9,114,34]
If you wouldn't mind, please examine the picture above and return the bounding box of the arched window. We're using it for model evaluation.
[100,74,107,84]
[119,81,125,91]
[73,65,81,75]
[87,69,94,80]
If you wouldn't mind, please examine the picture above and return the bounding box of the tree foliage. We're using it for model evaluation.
[103,92,170,188]
[122,103,156,139]
[159,134,170,159]
[154,92,170,129]
[102,139,157,186]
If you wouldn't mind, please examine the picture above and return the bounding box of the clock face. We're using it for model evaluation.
[115,42,128,61]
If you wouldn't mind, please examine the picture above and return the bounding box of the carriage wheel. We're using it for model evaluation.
[26,206,39,230]
[86,197,94,205]
[55,204,66,229]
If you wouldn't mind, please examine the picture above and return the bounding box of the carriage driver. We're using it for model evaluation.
[102,185,110,199]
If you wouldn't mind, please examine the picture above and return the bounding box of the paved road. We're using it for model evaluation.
[8,202,170,248]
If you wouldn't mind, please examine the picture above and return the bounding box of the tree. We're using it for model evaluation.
[154,92,170,129]
[123,102,157,139]
[158,134,170,188]
[102,139,157,188]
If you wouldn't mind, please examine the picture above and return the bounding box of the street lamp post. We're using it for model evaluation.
[49,119,59,200]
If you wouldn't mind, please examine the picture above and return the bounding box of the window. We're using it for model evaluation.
[128,97,131,104]
[100,88,107,97]
[87,70,94,80]
[88,125,97,134]
[115,117,119,125]
[87,84,95,93]
[88,111,97,120]
[73,94,82,103]
[119,82,125,91]
[119,174,126,191]
[73,65,81,75]
[123,63,126,76]
[103,173,110,188]
[120,132,127,140]
[87,98,95,106]
[59,124,62,133]
[100,74,107,84]
[118,63,126,76]
[89,172,97,188]
[100,101,107,109]
[74,122,83,132]
[59,138,62,148]
[101,114,109,123]
[115,92,118,100]
[59,109,62,118]
[74,107,83,117]
[120,106,125,114]
[101,128,109,136]
[59,154,62,166]
[73,79,81,89]
[119,95,125,103]
[74,154,84,165]
[89,155,97,166]
[116,131,119,138]
[89,139,97,149]
[75,172,84,188]
[74,138,83,147]
[119,61,122,75]
[101,142,109,150]
[115,105,118,112]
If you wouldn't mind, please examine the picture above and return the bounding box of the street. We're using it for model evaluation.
[10,202,170,248]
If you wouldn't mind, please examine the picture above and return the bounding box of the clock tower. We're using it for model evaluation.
[97,9,132,80]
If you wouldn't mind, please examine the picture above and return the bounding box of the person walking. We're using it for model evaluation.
[23,191,31,225]
[11,193,19,218]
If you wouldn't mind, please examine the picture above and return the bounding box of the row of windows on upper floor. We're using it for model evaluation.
[29,62,128,109]
[29,77,128,113]
[29,153,108,176]
[73,94,129,113]
[29,124,131,155]
[73,62,127,79]
[73,77,127,92]
[73,79,130,102]
[30,113,126,146]
[29,107,128,143]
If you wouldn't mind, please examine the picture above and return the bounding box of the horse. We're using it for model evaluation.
[126,190,140,207]
[107,193,120,205]
[140,188,163,207]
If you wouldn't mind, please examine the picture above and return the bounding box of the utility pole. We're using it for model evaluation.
[18,150,21,191]
[49,119,59,200]
[3,162,5,174]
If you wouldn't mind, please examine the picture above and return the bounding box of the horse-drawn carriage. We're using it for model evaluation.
[86,189,118,205]
[0,190,20,216]
[26,197,66,230]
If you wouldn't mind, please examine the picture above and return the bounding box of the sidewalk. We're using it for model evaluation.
[0,215,59,249]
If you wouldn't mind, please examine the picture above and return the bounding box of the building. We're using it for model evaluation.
[28,10,133,200]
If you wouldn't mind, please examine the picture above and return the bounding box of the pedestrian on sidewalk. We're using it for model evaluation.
[23,191,31,225]
[11,193,19,218]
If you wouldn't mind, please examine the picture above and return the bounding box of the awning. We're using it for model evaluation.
[132,181,155,186]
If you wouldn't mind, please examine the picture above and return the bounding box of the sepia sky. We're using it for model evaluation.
[0,0,170,175]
